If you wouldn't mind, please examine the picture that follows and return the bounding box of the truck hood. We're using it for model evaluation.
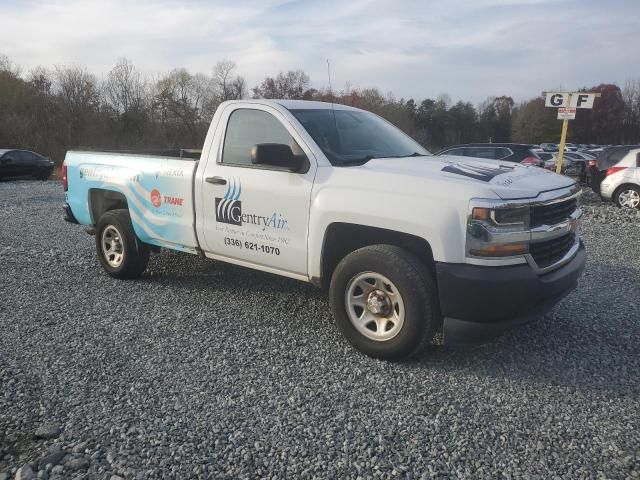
[361,155,575,199]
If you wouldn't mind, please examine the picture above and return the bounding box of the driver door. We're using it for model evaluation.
[199,105,317,277]
[1,152,22,177]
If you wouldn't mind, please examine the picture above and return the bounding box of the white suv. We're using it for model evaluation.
[598,147,640,209]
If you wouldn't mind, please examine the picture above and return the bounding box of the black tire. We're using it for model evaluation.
[33,170,51,181]
[613,185,640,209]
[329,245,440,360]
[95,209,150,279]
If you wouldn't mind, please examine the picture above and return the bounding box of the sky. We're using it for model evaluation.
[1,0,639,103]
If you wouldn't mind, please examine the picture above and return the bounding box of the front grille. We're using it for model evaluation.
[530,233,576,269]
[530,197,577,227]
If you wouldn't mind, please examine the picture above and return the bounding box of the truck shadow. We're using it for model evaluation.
[414,262,640,396]
[141,252,639,396]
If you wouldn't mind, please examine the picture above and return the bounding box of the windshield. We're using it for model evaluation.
[290,108,430,165]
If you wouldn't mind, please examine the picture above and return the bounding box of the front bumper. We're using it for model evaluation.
[436,241,586,344]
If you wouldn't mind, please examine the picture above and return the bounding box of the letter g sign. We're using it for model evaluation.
[545,92,568,108]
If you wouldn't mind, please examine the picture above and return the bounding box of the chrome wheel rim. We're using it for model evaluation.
[618,189,640,209]
[345,272,405,342]
[101,225,124,268]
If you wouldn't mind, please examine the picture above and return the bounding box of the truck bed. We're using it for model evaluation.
[64,151,199,253]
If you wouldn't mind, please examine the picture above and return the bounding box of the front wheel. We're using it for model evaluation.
[329,245,440,360]
[614,185,640,209]
[95,209,150,279]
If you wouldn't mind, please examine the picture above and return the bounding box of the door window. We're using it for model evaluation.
[221,109,297,166]
[493,147,511,160]
[18,151,37,163]
[442,147,466,156]
[465,147,512,160]
[466,147,496,159]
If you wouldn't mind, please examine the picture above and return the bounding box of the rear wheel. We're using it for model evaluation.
[95,209,149,279]
[33,170,51,180]
[329,245,439,360]
[614,185,640,209]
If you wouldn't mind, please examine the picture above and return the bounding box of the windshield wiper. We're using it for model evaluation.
[338,155,376,166]
[338,152,430,166]
[393,152,429,158]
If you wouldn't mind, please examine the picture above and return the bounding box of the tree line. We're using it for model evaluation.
[1,54,639,164]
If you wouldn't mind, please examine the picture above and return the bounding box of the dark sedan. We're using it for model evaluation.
[0,149,54,180]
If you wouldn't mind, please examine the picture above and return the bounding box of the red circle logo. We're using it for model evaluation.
[150,189,162,208]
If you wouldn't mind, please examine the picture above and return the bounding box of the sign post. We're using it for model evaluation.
[543,91,600,174]
[556,105,570,174]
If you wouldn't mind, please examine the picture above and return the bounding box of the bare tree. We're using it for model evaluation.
[213,60,244,101]
[228,76,247,100]
[54,66,101,147]
[622,79,640,143]
[0,53,21,76]
[153,68,212,144]
[104,58,147,115]
[28,66,53,96]
[252,70,310,99]
[55,66,100,112]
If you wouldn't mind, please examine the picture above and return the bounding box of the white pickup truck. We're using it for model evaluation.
[63,100,586,359]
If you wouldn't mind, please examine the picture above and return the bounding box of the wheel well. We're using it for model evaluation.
[320,223,435,288]
[613,183,640,199]
[89,189,129,224]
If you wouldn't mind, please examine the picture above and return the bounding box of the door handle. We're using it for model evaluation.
[206,176,227,185]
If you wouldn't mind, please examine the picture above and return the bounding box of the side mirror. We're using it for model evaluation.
[250,143,308,173]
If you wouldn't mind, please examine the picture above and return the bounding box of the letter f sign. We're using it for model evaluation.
[570,93,595,109]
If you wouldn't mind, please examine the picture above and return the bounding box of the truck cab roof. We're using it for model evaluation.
[224,99,360,112]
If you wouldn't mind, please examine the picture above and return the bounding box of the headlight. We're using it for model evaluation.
[467,201,530,258]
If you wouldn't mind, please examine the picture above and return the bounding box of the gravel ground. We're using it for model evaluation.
[1,180,639,480]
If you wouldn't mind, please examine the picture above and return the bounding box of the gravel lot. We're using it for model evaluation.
[1,180,639,479]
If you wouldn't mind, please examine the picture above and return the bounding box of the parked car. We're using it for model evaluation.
[538,152,576,175]
[62,99,585,359]
[0,149,54,180]
[586,147,604,156]
[589,145,640,208]
[540,143,558,152]
[565,151,595,161]
[435,143,544,168]
[564,143,578,152]
[562,152,595,183]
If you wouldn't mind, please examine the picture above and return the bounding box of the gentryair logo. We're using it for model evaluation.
[215,179,242,225]
[214,179,289,231]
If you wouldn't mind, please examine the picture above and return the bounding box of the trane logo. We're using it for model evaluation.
[150,189,184,208]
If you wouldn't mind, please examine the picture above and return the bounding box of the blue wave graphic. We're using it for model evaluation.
[223,178,241,200]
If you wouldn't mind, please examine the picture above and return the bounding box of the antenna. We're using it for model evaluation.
[327,59,333,99]
[327,59,339,140]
